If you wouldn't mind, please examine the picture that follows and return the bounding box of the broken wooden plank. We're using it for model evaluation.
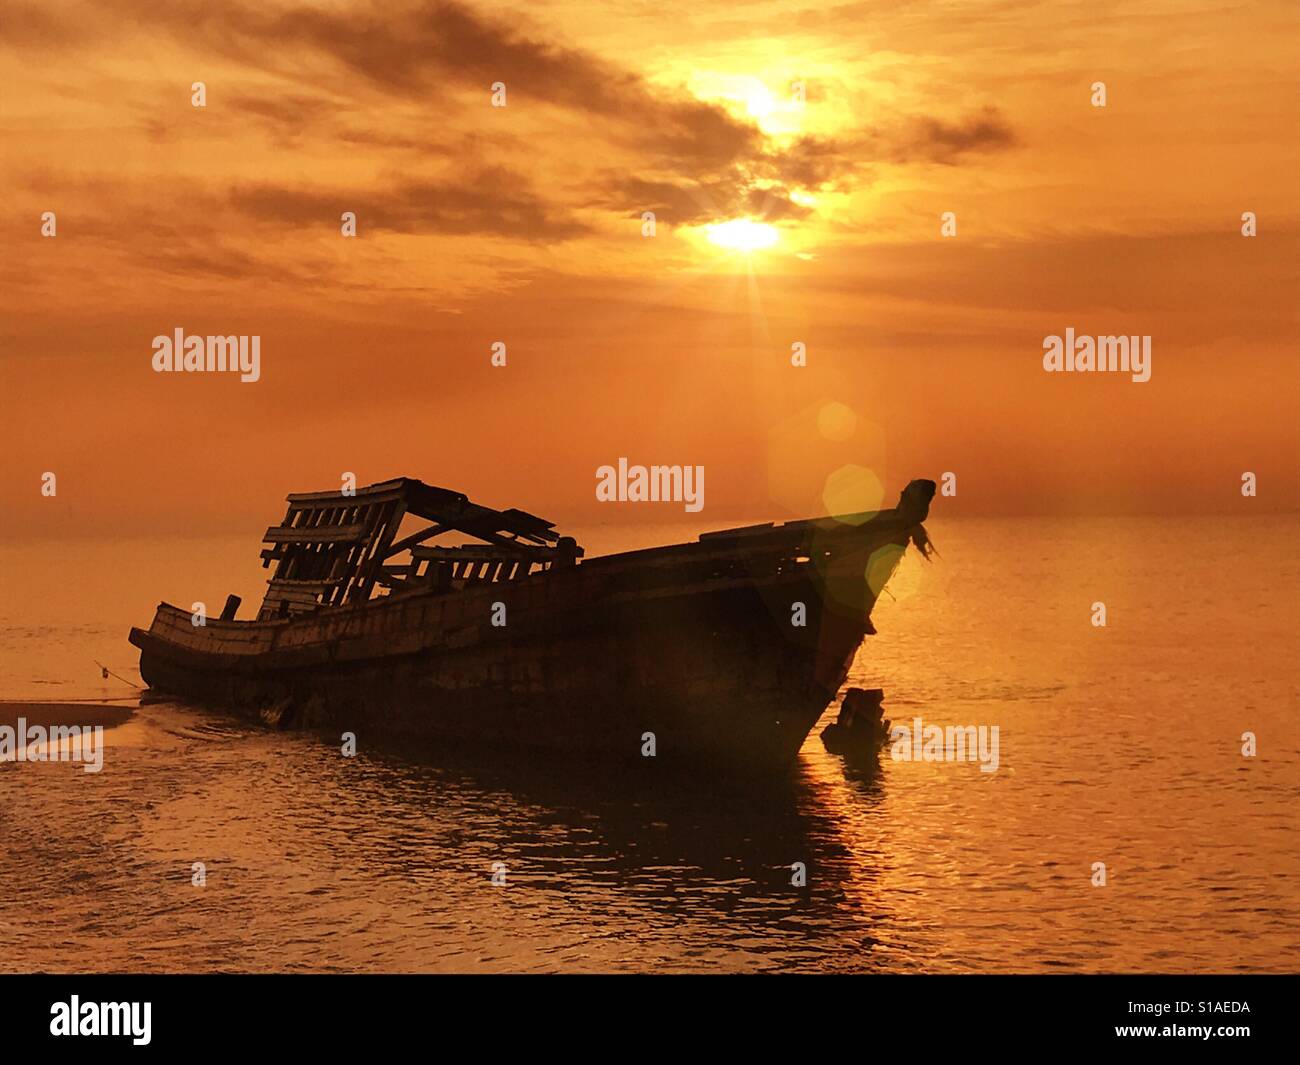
[262,522,369,545]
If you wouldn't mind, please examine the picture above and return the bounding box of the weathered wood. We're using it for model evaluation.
[411,543,552,562]
[130,475,941,769]
[262,522,369,544]
[250,477,599,617]
[383,523,449,559]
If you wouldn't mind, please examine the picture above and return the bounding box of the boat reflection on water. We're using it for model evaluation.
[342,720,907,961]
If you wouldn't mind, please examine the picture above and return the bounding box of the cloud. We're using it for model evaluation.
[218,91,520,156]
[595,173,812,226]
[228,166,593,240]
[889,106,1018,163]
[761,106,1018,188]
[5,0,1020,248]
[67,0,764,176]
[597,104,1016,226]
[0,3,97,47]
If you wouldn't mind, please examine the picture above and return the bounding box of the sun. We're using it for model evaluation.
[705,218,780,253]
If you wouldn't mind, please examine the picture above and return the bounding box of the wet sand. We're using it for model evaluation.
[0,702,135,732]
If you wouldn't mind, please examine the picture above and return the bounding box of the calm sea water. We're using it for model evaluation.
[1,516,1297,972]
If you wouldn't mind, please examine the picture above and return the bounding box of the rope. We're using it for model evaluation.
[93,660,145,689]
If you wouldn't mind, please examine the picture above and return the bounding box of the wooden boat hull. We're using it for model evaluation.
[135,579,871,770]
[129,480,936,771]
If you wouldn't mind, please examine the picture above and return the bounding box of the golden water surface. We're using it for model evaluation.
[1,516,1296,972]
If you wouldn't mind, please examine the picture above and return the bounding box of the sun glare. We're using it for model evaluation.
[705,218,780,253]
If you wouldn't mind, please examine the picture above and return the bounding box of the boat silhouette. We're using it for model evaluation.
[129,477,936,771]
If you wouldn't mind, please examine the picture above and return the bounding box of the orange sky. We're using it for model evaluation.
[2,0,1297,539]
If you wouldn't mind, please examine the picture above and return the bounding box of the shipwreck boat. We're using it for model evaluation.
[129,477,936,769]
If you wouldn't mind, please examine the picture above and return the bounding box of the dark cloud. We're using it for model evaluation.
[224,92,349,127]
[229,166,592,241]
[595,105,1015,226]
[759,136,865,190]
[12,1,1018,233]
[754,106,1018,190]
[84,0,764,174]
[889,106,1018,163]
[219,92,514,155]
[598,173,811,226]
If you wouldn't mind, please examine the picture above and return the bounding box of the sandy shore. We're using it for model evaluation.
[0,702,135,731]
